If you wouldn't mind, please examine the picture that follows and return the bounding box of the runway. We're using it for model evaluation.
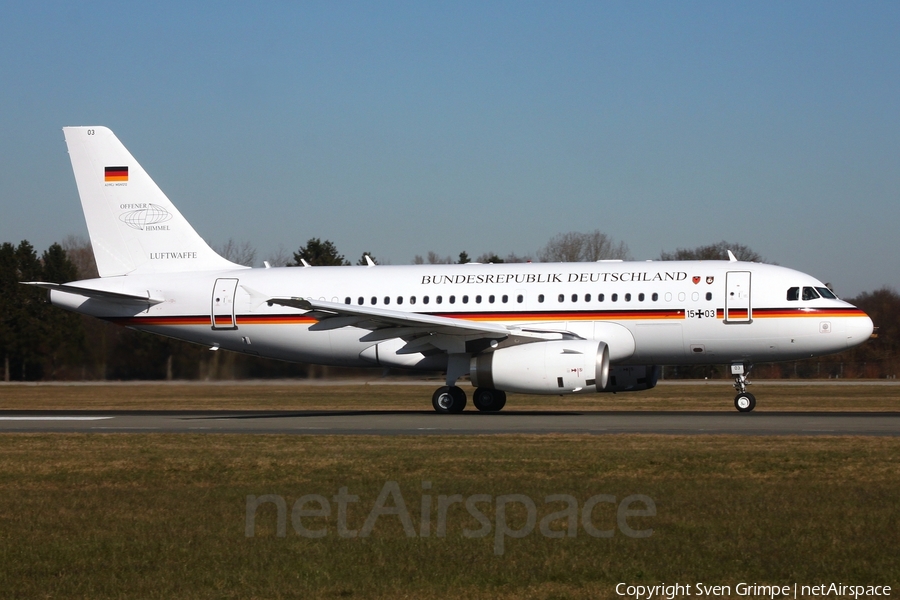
[1,410,899,435]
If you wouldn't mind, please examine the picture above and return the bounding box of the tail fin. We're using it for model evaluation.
[63,126,244,277]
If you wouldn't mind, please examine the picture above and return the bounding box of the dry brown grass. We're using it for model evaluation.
[1,380,899,411]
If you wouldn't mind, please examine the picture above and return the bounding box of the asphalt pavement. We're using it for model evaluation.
[1,409,898,435]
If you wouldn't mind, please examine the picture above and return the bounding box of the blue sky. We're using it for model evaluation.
[1,1,897,296]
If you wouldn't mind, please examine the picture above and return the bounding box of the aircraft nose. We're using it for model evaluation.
[845,313,874,348]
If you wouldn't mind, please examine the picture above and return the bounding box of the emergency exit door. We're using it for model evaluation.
[725,271,751,323]
[211,278,239,330]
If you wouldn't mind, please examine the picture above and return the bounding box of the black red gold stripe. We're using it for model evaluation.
[751,307,869,319]
[105,166,128,182]
[107,315,319,327]
[105,306,869,329]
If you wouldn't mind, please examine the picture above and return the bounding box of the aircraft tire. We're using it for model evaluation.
[734,392,756,413]
[432,386,467,414]
[473,388,507,412]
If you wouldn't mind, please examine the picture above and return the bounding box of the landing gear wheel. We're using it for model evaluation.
[734,392,756,413]
[473,388,507,412]
[432,386,467,414]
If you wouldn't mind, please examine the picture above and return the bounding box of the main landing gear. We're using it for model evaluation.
[473,388,507,412]
[731,363,756,413]
[432,386,466,414]
[431,386,508,413]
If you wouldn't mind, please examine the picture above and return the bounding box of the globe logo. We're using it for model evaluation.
[119,204,173,230]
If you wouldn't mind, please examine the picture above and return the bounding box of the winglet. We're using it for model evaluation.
[727,250,738,262]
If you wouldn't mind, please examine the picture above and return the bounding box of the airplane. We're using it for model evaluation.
[24,126,874,413]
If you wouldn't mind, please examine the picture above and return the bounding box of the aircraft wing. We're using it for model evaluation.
[268,297,510,337]
[21,282,164,305]
[265,296,577,354]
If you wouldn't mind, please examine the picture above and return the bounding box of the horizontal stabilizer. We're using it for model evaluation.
[21,282,164,305]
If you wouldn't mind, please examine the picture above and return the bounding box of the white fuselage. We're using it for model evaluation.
[51,259,874,371]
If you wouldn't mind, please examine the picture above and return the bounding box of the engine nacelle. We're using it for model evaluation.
[470,340,609,395]
[602,365,660,392]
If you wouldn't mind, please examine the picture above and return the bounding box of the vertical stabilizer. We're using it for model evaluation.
[63,126,244,277]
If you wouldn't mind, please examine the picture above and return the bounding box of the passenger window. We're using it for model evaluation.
[423,296,430,304]
[397,297,403,305]
[436,296,442,304]
[624,293,631,302]
[599,294,605,302]
[538,294,544,303]
[571,294,578,302]
[585,293,591,302]
[449,295,456,304]
[802,287,820,301]
[358,297,364,305]
[462,295,468,304]
[371,297,377,305]
[384,297,390,305]
[517,295,523,303]
[558,294,564,303]
[652,293,658,301]
[489,295,495,303]
[502,295,508,303]
[611,294,618,302]
[787,287,799,301]
[475,295,482,304]
[638,293,644,302]
[410,296,416,305]
[345,297,351,304]
[705,292,712,301]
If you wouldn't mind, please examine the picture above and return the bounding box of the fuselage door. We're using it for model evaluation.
[725,271,751,323]
[211,278,239,330]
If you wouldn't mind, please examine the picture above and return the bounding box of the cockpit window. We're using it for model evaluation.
[816,287,837,299]
[787,287,799,301]
[802,287,820,300]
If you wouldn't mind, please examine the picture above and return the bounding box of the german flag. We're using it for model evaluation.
[105,166,128,182]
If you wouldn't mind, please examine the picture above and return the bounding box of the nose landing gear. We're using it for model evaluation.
[731,363,756,412]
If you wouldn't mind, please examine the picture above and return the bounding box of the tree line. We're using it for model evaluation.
[0,234,896,381]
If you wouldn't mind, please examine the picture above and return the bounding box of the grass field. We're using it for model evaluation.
[0,433,897,599]
[0,382,898,598]
[1,380,900,411]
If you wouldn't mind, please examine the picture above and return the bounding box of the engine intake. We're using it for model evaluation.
[470,340,609,395]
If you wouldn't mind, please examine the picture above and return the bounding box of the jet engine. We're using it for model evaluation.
[470,340,609,395]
